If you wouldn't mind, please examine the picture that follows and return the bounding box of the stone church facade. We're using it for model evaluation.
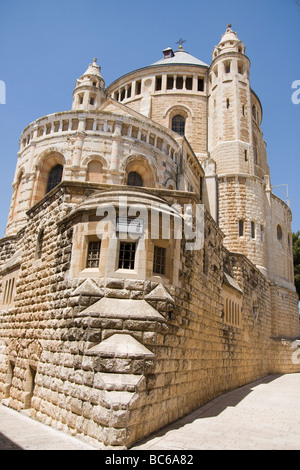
[0,26,299,448]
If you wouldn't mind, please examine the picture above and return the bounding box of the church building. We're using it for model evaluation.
[0,26,299,448]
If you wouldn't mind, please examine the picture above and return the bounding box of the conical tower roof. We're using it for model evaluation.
[82,58,104,79]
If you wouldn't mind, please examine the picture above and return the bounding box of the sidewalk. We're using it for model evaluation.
[0,373,299,450]
[0,406,96,450]
[132,373,300,450]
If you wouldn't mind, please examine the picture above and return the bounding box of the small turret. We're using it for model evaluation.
[212,24,246,59]
[72,58,106,111]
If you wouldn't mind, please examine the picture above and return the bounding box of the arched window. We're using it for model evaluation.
[172,115,185,135]
[46,165,63,194]
[127,171,143,187]
[277,224,283,241]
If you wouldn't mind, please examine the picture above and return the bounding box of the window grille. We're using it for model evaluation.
[172,115,185,135]
[153,246,166,275]
[118,242,136,270]
[127,172,143,187]
[86,241,101,268]
[46,165,63,193]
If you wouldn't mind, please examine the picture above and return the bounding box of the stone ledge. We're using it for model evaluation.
[77,297,166,321]
[85,333,156,359]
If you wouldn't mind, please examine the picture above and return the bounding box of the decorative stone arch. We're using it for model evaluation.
[122,155,157,188]
[82,155,108,183]
[82,154,109,170]
[164,104,194,120]
[164,177,177,190]
[31,151,65,206]
[164,105,193,136]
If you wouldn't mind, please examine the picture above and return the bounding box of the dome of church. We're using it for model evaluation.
[152,46,208,67]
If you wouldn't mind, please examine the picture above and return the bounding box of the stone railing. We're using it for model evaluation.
[19,111,180,164]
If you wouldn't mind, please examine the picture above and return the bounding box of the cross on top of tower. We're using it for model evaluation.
[176,38,186,50]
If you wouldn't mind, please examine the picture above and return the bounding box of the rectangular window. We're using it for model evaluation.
[167,76,174,90]
[176,76,183,89]
[260,225,265,242]
[153,246,166,275]
[155,76,162,91]
[225,62,231,74]
[86,241,101,268]
[118,242,136,270]
[186,76,193,90]
[120,89,126,101]
[251,221,256,239]
[198,78,204,92]
[239,220,244,237]
[136,80,141,95]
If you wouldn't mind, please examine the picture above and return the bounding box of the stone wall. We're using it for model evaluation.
[0,184,299,449]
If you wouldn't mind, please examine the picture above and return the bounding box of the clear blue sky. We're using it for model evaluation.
[0,0,299,237]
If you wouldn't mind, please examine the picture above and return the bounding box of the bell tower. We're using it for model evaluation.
[72,58,106,111]
[208,25,270,274]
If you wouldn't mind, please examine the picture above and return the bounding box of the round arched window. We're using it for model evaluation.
[46,165,63,194]
[127,171,143,187]
[172,115,185,135]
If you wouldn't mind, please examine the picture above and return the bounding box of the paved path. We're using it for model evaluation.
[0,407,96,450]
[0,373,299,450]
[132,373,300,450]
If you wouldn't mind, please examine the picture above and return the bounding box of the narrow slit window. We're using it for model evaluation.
[277,225,282,241]
[239,220,244,237]
[86,241,101,268]
[37,229,44,259]
[118,242,136,270]
[251,221,256,239]
[153,246,166,275]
